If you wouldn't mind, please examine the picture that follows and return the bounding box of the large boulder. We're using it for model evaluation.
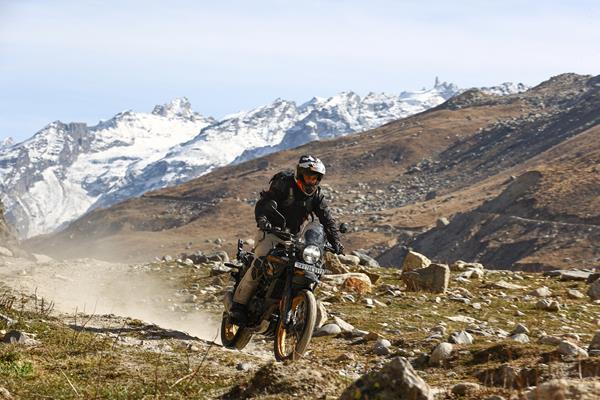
[351,251,380,268]
[402,263,450,293]
[340,357,433,400]
[324,252,350,274]
[322,273,372,294]
[401,250,431,272]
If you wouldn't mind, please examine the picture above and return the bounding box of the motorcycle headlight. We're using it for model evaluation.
[302,245,321,264]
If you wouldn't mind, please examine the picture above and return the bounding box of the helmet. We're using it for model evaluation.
[295,155,325,195]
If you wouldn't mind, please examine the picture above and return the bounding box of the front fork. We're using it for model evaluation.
[281,266,294,326]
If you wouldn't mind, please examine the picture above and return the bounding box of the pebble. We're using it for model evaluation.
[314,324,342,337]
[449,330,474,345]
[451,382,480,395]
[511,323,530,335]
[429,342,453,366]
[510,333,530,343]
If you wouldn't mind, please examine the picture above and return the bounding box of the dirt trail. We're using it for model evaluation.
[0,256,222,342]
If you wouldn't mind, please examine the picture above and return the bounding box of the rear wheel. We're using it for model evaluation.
[220,313,253,350]
[274,290,317,361]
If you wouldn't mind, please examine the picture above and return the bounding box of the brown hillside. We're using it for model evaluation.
[25,73,599,270]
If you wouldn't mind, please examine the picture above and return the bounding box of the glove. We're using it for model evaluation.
[257,217,272,232]
[332,241,345,255]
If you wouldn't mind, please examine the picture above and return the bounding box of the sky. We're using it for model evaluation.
[0,0,599,142]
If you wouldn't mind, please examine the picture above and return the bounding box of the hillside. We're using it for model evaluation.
[25,73,599,271]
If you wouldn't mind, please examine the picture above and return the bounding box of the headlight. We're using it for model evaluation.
[302,245,321,264]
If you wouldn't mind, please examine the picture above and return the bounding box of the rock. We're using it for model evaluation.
[402,263,450,294]
[425,190,437,200]
[358,268,382,285]
[32,253,54,263]
[0,247,13,257]
[447,315,478,324]
[486,280,526,290]
[210,264,232,276]
[351,251,380,268]
[340,357,433,400]
[338,254,360,267]
[588,279,600,300]
[524,379,600,400]
[236,362,253,371]
[314,323,342,337]
[557,340,588,358]
[436,217,450,228]
[315,301,328,329]
[429,342,453,366]
[539,335,563,346]
[322,273,372,291]
[449,330,474,345]
[451,260,485,272]
[528,286,552,297]
[559,270,592,281]
[476,363,520,388]
[324,252,350,274]
[587,272,600,284]
[536,299,561,311]
[588,331,600,351]
[485,396,506,400]
[401,250,431,272]
[162,255,173,262]
[0,314,15,327]
[0,387,12,400]
[373,338,392,355]
[567,289,585,299]
[451,382,480,396]
[183,258,194,266]
[2,330,38,345]
[510,333,530,343]
[208,251,229,263]
[335,353,356,362]
[511,323,530,335]
[332,316,355,333]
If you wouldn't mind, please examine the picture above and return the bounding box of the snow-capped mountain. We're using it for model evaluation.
[0,137,14,149]
[0,81,527,238]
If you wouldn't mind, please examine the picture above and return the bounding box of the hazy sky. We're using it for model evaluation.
[1,0,598,142]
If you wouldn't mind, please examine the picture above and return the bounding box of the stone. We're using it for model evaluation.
[332,316,355,333]
[162,255,173,262]
[524,379,600,400]
[511,323,530,335]
[486,280,526,290]
[335,353,356,362]
[449,330,474,345]
[567,289,585,299]
[0,314,15,327]
[402,263,450,294]
[32,253,54,263]
[451,382,480,396]
[539,335,563,346]
[557,340,588,358]
[0,387,12,400]
[587,272,600,284]
[2,330,37,345]
[315,301,328,329]
[401,250,431,272]
[528,286,552,297]
[324,252,350,274]
[436,217,450,228]
[339,357,433,400]
[183,258,194,266]
[0,247,13,257]
[429,342,453,366]
[588,279,600,300]
[338,254,360,267]
[210,264,232,276]
[536,299,560,311]
[236,362,253,371]
[351,251,380,268]
[451,260,485,272]
[559,270,592,281]
[373,338,392,355]
[485,396,506,400]
[322,273,373,293]
[588,331,600,351]
[314,323,342,337]
[510,333,530,343]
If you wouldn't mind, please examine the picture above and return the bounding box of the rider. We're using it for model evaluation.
[231,155,344,323]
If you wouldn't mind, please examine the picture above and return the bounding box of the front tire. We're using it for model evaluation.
[274,290,317,361]
[220,313,253,350]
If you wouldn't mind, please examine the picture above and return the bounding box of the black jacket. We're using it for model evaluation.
[255,171,341,247]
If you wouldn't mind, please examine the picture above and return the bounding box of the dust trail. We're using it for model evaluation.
[0,257,220,341]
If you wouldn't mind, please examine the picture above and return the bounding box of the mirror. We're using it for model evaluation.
[264,200,286,229]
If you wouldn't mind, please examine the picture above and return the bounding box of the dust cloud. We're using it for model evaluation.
[0,256,221,342]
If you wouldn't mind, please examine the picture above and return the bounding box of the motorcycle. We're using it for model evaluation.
[220,201,346,361]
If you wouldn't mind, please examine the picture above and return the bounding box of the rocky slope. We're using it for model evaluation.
[1,81,527,239]
[24,73,598,272]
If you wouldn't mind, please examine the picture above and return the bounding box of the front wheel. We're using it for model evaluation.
[220,313,253,350]
[274,290,317,361]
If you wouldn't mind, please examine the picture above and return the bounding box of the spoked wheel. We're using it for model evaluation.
[220,313,253,350]
[274,290,317,361]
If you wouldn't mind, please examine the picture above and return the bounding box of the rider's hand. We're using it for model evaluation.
[257,217,272,232]
[333,241,345,255]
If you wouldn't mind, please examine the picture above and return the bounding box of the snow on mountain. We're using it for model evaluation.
[0,98,215,238]
[0,81,528,238]
[0,137,14,149]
